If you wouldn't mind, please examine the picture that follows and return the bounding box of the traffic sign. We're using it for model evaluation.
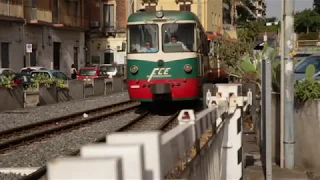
[26,44,32,53]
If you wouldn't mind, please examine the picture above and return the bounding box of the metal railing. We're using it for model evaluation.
[46,83,252,180]
[296,40,318,48]
[0,0,23,18]
[52,14,89,28]
[24,6,52,23]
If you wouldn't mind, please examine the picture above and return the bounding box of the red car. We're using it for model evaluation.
[77,66,109,80]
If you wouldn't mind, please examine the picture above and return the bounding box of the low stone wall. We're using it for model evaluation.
[0,86,24,111]
[67,79,84,100]
[0,77,128,112]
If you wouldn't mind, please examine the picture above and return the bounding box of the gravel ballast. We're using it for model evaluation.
[0,111,141,168]
[0,112,178,169]
[0,172,24,180]
[0,92,130,131]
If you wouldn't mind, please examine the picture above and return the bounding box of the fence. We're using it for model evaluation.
[47,84,252,180]
[296,40,318,48]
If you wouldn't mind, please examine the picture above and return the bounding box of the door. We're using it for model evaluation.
[104,52,114,64]
[53,42,61,70]
[30,46,37,66]
[1,43,9,68]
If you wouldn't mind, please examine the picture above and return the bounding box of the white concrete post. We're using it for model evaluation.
[80,144,145,180]
[106,131,163,180]
[47,157,122,180]
[209,84,244,180]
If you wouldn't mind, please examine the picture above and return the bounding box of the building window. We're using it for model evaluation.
[0,43,9,68]
[66,1,78,17]
[179,4,191,11]
[103,4,115,29]
[91,55,100,64]
[104,52,114,64]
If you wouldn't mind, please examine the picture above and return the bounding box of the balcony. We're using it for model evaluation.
[0,0,24,20]
[24,7,52,24]
[175,0,193,5]
[141,0,159,6]
[53,15,89,30]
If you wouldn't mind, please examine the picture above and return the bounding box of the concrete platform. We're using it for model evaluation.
[243,132,309,180]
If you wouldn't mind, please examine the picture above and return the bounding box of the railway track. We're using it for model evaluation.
[19,110,179,180]
[0,100,139,154]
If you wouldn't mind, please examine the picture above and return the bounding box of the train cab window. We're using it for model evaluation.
[128,24,159,53]
[162,23,196,52]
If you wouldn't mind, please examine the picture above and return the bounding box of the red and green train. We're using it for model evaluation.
[126,10,225,103]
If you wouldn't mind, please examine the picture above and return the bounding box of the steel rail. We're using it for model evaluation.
[0,100,134,139]
[20,111,179,180]
[0,103,139,153]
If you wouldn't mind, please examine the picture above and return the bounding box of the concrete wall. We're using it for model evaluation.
[0,21,24,70]
[255,93,281,165]
[0,86,24,111]
[0,22,86,75]
[25,25,86,75]
[295,99,320,172]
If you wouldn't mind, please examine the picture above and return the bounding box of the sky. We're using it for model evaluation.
[266,0,313,19]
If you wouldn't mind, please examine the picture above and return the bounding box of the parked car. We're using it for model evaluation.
[30,70,70,81]
[87,64,118,78]
[77,66,109,81]
[294,54,320,81]
[274,53,312,63]
[20,66,46,74]
[100,64,118,78]
[0,68,15,76]
[13,73,35,88]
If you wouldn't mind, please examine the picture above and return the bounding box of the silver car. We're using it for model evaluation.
[295,54,320,81]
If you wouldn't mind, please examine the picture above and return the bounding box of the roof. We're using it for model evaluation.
[128,10,200,22]
[31,70,63,73]
[21,66,45,69]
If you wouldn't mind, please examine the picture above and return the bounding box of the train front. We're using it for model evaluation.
[126,11,200,102]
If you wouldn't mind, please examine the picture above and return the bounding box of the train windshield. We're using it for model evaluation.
[162,23,196,52]
[128,24,159,54]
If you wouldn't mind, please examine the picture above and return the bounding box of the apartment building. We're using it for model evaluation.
[0,0,88,74]
[137,0,223,32]
[248,0,266,18]
[87,0,129,65]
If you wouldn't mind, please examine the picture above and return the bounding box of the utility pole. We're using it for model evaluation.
[280,0,285,169]
[282,0,295,169]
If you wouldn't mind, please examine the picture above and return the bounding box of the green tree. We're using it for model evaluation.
[266,17,278,22]
[214,22,261,87]
[294,9,320,33]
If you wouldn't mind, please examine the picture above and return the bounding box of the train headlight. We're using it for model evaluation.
[156,11,164,18]
[184,64,192,73]
[130,65,139,74]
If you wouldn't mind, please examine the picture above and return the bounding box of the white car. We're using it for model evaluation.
[89,64,118,78]
[0,68,15,75]
[20,66,46,74]
[100,64,118,78]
